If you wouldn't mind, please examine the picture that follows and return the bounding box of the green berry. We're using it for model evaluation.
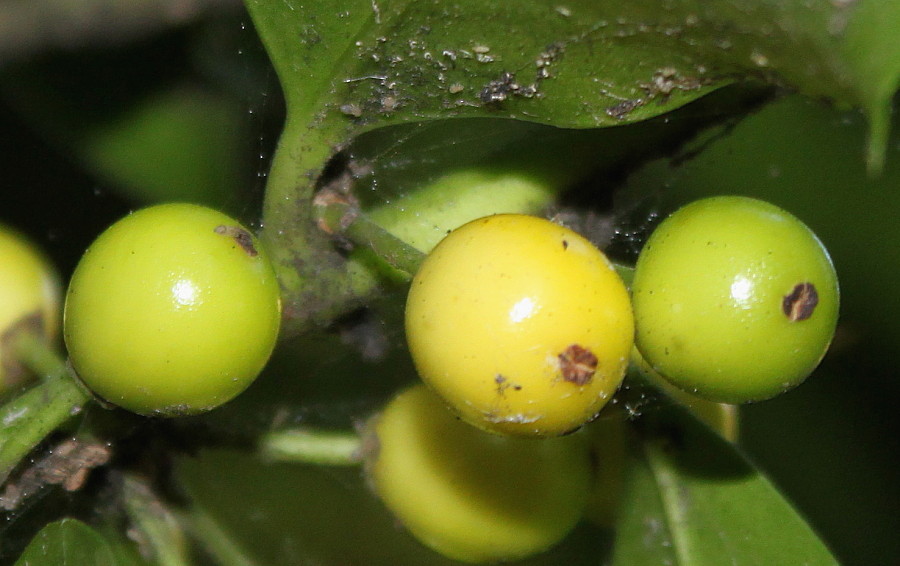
[63,203,281,416]
[632,196,839,403]
[405,214,633,436]
[366,384,591,563]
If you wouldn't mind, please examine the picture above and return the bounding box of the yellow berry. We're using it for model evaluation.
[0,226,60,392]
[366,384,592,563]
[405,214,633,436]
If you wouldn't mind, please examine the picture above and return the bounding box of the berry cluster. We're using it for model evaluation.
[380,195,838,561]
[1,196,837,564]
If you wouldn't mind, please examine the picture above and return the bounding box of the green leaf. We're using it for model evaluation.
[612,403,838,565]
[1,53,249,210]
[840,0,900,171]
[79,87,250,209]
[246,0,899,329]
[249,0,898,132]
[13,519,141,566]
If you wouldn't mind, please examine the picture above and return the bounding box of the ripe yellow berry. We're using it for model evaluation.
[367,384,592,563]
[405,214,633,436]
[0,226,60,392]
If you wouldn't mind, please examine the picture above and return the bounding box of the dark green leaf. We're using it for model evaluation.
[613,403,839,565]
[13,519,141,566]
[248,0,897,133]
[78,87,250,209]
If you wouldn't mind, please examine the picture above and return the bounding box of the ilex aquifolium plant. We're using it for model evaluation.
[0,225,61,392]
[632,196,839,403]
[365,384,592,564]
[63,203,282,416]
[405,214,634,437]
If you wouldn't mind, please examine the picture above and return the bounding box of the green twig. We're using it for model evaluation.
[179,506,262,566]
[259,428,363,466]
[122,474,192,566]
[17,332,68,379]
[315,197,426,281]
[0,337,91,485]
[316,195,632,288]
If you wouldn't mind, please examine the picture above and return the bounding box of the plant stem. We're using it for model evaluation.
[259,428,363,466]
[122,474,192,566]
[317,197,634,287]
[315,198,426,280]
[0,337,91,485]
[18,333,68,379]
[179,506,262,566]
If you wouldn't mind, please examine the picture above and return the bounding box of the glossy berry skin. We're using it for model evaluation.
[64,204,281,416]
[0,226,60,392]
[366,384,591,564]
[631,347,739,441]
[632,196,839,403]
[405,214,633,437]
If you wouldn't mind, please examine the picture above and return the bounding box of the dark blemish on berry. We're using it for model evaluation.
[562,239,569,250]
[495,374,522,395]
[559,344,598,385]
[783,282,818,321]
[215,225,258,257]
[495,374,507,395]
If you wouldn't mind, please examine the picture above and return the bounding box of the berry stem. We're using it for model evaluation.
[315,198,426,280]
[18,332,67,379]
[122,474,192,566]
[0,336,91,485]
[179,506,261,566]
[259,428,363,466]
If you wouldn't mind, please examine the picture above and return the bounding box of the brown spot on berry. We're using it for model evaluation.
[783,282,818,321]
[562,239,569,250]
[495,374,522,395]
[215,225,258,257]
[559,344,598,385]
